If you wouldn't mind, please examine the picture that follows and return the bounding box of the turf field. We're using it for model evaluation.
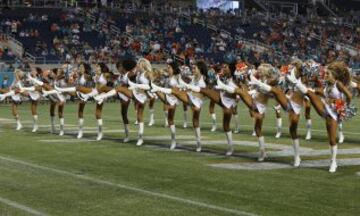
[0,99,359,216]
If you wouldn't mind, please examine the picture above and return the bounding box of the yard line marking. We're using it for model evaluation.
[0,155,257,216]
[0,196,48,216]
[209,158,360,170]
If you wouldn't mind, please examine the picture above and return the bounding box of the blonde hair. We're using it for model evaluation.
[327,61,350,86]
[290,59,303,77]
[137,58,152,74]
[137,58,153,80]
[257,63,277,80]
[151,68,162,82]
[14,69,24,80]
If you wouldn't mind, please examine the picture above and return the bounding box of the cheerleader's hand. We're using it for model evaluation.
[286,68,297,85]
[127,80,136,90]
[150,82,159,93]
[248,75,260,86]
[178,76,188,90]
[0,94,5,102]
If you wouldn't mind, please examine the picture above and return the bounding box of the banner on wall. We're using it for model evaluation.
[197,0,239,11]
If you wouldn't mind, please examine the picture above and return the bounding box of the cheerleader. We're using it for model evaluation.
[233,62,254,134]
[217,63,280,160]
[55,63,112,140]
[301,60,323,141]
[151,62,207,152]
[206,66,218,132]
[150,61,181,149]
[90,59,137,142]
[74,63,94,139]
[15,68,41,132]
[273,104,283,138]
[94,58,153,146]
[182,103,189,128]
[286,61,354,172]
[0,69,24,130]
[219,60,305,166]
[191,62,238,155]
[114,59,137,142]
[147,95,156,126]
[40,68,68,135]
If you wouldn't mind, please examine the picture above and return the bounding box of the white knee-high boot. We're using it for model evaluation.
[164,110,169,127]
[123,124,130,143]
[169,124,176,150]
[210,113,217,132]
[96,119,103,141]
[59,118,65,136]
[225,131,233,156]
[258,136,266,161]
[275,118,282,138]
[136,122,144,146]
[305,119,312,140]
[32,115,38,132]
[338,122,344,144]
[293,139,301,167]
[329,145,338,173]
[233,114,239,133]
[15,114,22,131]
[148,109,155,126]
[183,110,188,128]
[50,116,55,133]
[77,118,84,139]
[195,127,201,152]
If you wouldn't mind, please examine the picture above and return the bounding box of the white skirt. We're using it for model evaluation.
[288,100,302,115]
[187,92,203,109]
[118,92,129,102]
[220,92,236,109]
[166,94,178,106]
[254,101,267,114]
[322,98,338,121]
[11,94,21,103]
[133,90,147,104]
[29,91,40,101]
[49,93,65,103]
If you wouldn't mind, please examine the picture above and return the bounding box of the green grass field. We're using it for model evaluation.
[0,99,359,216]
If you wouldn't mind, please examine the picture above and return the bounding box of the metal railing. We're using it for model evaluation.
[0,0,68,8]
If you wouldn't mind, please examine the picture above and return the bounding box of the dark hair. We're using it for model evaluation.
[122,59,137,72]
[169,61,180,75]
[52,68,58,75]
[213,64,222,73]
[196,61,208,76]
[81,63,91,75]
[254,62,261,69]
[228,62,236,77]
[98,63,110,73]
[35,67,43,75]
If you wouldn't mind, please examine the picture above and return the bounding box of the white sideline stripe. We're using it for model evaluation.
[2,116,360,135]
[0,156,256,216]
[39,139,97,143]
[209,158,360,170]
[0,196,48,216]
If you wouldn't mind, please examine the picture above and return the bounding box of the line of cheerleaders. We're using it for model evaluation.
[0,58,359,173]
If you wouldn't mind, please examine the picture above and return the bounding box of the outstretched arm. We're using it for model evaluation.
[337,82,352,104]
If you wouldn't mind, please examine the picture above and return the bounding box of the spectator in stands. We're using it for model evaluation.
[1,75,9,88]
